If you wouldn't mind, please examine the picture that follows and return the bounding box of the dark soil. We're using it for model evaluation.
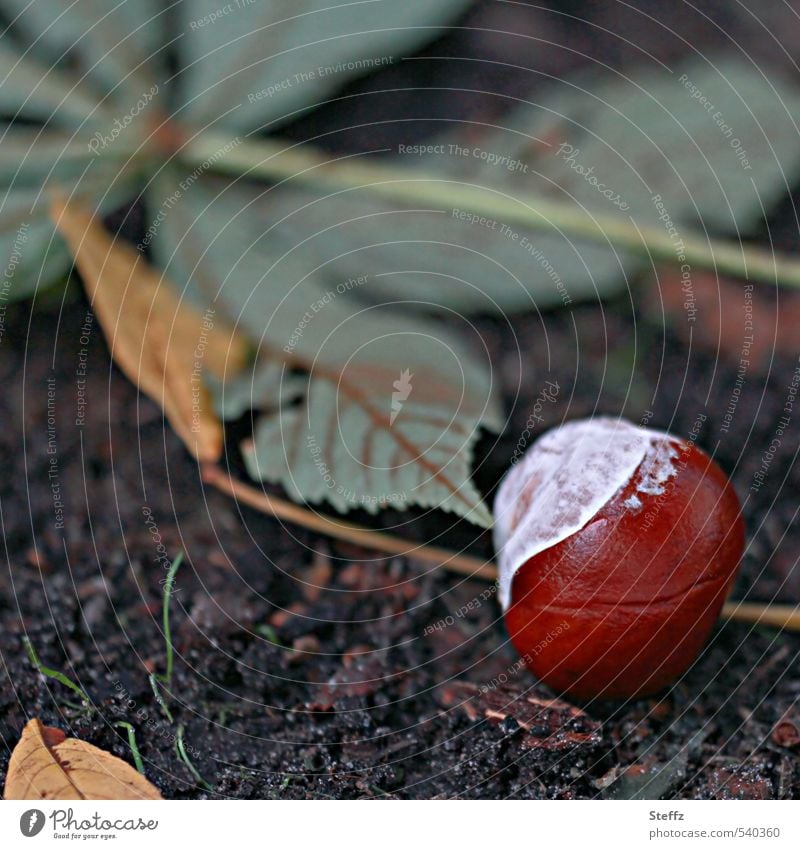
[2,0,800,799]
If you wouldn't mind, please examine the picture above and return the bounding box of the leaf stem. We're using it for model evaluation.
[183,132,800,289]
[204,466,800,633]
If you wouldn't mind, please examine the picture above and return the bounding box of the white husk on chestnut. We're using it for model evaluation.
[493,417,680,609]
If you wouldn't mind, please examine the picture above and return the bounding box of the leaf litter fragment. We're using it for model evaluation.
[8,6,799,526]
[49,196,248,462]
[306,647,394,712]
[4,718,162,800]
[438,681,601,750]
[157,176,501,524]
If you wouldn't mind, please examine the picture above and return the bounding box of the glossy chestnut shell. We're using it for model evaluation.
[501,428,744,699]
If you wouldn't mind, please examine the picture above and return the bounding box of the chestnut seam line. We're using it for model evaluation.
[520,570,725,609]
[524,589,725,614]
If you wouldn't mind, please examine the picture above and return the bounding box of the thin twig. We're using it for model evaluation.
[184,132,800,289]
[204,467,800,633]
[719,601,800,631]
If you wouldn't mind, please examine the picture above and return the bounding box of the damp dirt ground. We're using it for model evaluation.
[1,0,799,799]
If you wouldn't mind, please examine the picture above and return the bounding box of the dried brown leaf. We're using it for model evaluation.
[50,196,247,462]
[4,718,162,800]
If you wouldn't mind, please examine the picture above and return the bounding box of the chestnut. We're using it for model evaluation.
[494,417,744,699]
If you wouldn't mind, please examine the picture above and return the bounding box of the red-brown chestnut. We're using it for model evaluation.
[494,417,744,699]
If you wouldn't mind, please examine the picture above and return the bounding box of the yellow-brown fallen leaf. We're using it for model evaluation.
[4,718,162,800]
[50,196,248,462]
